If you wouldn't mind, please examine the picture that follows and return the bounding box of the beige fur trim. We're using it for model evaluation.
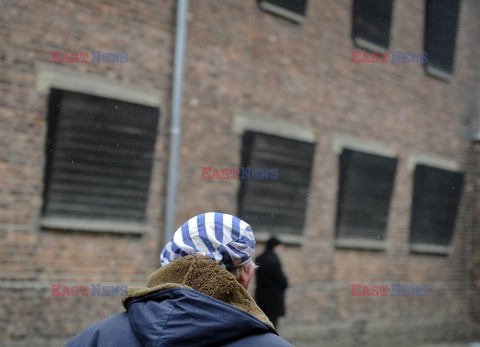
[121,255,273,328]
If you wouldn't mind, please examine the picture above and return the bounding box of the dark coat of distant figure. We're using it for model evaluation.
[255,237,288,327]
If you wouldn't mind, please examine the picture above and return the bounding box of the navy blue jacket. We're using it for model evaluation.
[65,287,294,347]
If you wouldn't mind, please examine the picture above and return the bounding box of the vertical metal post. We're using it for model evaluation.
[164,0,189,245]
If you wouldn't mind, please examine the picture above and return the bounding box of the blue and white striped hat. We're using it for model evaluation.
[160,212,256,270]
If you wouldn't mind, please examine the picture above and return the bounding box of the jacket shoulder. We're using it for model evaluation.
[223,332,295,347]
[256,251,279,264]
[64,312,141,347]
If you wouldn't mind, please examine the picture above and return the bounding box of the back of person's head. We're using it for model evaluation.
[160,212,257,285]
[265,236,281,251]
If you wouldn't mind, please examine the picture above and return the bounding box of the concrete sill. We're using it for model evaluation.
[352,38,389,53]
[425,65,452,81]
[254,231,305,246]
[41,217,148,235]
[335,238,387,251]
[258,1,305,24]
[409,243,451,255]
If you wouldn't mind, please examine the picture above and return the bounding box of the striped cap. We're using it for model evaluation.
[160,212,256,270]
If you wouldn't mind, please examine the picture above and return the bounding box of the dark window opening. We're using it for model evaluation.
[238,131,315,237]
[352,0,394,50]
[424,0,461,77]
[410,165,464,246]
[336,149,397,241]
[42,89,159,225]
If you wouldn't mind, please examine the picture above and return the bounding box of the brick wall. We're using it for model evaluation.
[0,0,175,345]
[0,0,479,346]
[177,0,480,345]
[473,140,480,337]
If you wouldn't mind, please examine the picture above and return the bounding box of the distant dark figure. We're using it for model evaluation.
[255,237,288,327]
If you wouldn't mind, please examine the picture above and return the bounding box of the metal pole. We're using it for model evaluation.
[164,0,189,245]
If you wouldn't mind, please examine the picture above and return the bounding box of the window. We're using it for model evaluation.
[335,149,397,242]
[42,89,159,229]
[424,0,461,78]
[258,0,307,23]
[352,0,394,51]
[238,131,315,237]
[410,165,464,247]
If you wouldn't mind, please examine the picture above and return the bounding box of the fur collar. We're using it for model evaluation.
[121,254,273,329]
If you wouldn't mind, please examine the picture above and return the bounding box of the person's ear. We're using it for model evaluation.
[238,263,255,289]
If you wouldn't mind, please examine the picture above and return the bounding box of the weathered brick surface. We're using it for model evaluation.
[472,142,480,337]
[179,1,480,344]
[0,0,175,345]
[0,0,479,346]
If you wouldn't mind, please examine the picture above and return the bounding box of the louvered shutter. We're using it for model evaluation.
[238,131,315,236]
[425,0,461,75]
[352,0,394,49]
[336,149,397,240]
[43,89,159,223]
[410,165,464,245]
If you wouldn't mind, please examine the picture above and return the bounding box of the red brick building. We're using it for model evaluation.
[0,0,479,346]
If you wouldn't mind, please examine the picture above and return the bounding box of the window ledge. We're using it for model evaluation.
[35,62,162,107]
[335,238,387,251]
[232,109,315,143]
[41,217,149,235]
[254,231,305,246]
[425,65,452,81]
[258,1,305,24]
[353,38,388,53]
[409,243,451,255]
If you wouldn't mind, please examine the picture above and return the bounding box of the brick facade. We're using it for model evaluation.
[473,140,480,337]
[0,1,175,345]
[0,0,479,346]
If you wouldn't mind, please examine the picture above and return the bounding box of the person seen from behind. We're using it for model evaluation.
[255,236,289,328]
[65,212,294,346]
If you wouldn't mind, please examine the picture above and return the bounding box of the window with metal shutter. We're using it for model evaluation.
[425,0,461,77]
[258,0,308,23]
[238,131,315,236]
[42,89,159,225]
[335,149,397,240]
[352,0,394,51]
[410,165,464,246]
